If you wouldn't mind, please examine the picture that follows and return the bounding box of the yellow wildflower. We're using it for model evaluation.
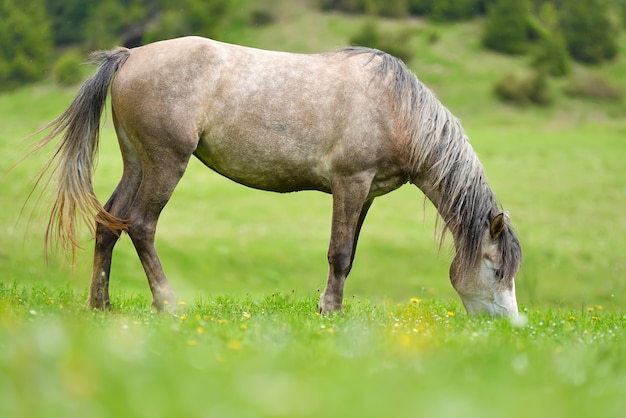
[242,312,251,320]
[228,340,242,351]
[447,311,455,317]
[196,327,204,334]
[180,315,187,321]
[410,298,422,303]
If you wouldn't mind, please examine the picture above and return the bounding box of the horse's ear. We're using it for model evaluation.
[490,213,506,240]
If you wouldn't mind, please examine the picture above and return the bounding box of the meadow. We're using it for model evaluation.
[1,3,625,417]
[1,285,624,418]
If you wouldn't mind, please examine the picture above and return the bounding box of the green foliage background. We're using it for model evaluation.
[0,0,52,90]
[1,0,624,89]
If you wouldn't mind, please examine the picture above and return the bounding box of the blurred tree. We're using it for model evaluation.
[619,0,626,28]
[84,0,130,49]
[530,3,570,76]
[319,0,365,13]
[559,0,617,64]
[531,32,570,76]
[429,0,485,21]
[143,0,230,43]
[320,0,485,19]
[83,0,159,49]
[365,0,409,17]
[494,69,552,106]
[407,0,430,14]
[54,49,83,86]
[564,70,622,101]
[0,0,52,89]
[45,0,95,46]
[350,20,414,62]
[483,0,531,54]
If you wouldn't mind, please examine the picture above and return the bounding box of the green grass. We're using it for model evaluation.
[1,285,624,418]
[1,3,626,416]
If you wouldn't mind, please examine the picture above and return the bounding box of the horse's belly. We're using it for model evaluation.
[193,134,332,193]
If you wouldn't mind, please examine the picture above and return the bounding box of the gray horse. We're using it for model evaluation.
[34,37,522,315]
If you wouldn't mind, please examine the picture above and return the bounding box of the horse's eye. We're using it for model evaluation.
[483,258,495,269]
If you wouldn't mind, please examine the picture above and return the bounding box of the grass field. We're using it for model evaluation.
[1,285,624,418]
[1,3,625,417]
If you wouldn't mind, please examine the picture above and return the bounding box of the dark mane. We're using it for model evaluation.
[340,46,522,281]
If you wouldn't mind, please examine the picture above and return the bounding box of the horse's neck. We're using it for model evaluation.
[413,175,487,249]
[414,179,457,236]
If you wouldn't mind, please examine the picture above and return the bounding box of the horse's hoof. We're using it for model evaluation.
[88,299,112,311]
[152,296,178,313]
[318,301,343,315]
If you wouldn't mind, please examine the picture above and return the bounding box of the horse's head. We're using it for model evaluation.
[450,213,522,316]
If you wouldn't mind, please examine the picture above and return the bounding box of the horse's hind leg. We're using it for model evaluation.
[320,173,374,314]
[89,120,141,310]
[125,149,193,311]
[89,177,138,309]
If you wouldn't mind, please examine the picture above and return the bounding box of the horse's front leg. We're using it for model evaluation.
[320,174,374,314]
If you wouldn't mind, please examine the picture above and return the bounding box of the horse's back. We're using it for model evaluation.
[110,37,408,195]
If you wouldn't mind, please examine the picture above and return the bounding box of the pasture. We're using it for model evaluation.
[1,8,625,418]
[1,286,624,417]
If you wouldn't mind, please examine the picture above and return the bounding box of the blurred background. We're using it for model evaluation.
[1,0,625,311]
[2,0,624,95]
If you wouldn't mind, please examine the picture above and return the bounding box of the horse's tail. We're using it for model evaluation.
[34,47,131,258]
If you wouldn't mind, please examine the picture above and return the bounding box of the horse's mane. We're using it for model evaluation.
[339,46,522,282]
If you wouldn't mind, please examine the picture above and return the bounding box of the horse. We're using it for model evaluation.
[33,36,522,316]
